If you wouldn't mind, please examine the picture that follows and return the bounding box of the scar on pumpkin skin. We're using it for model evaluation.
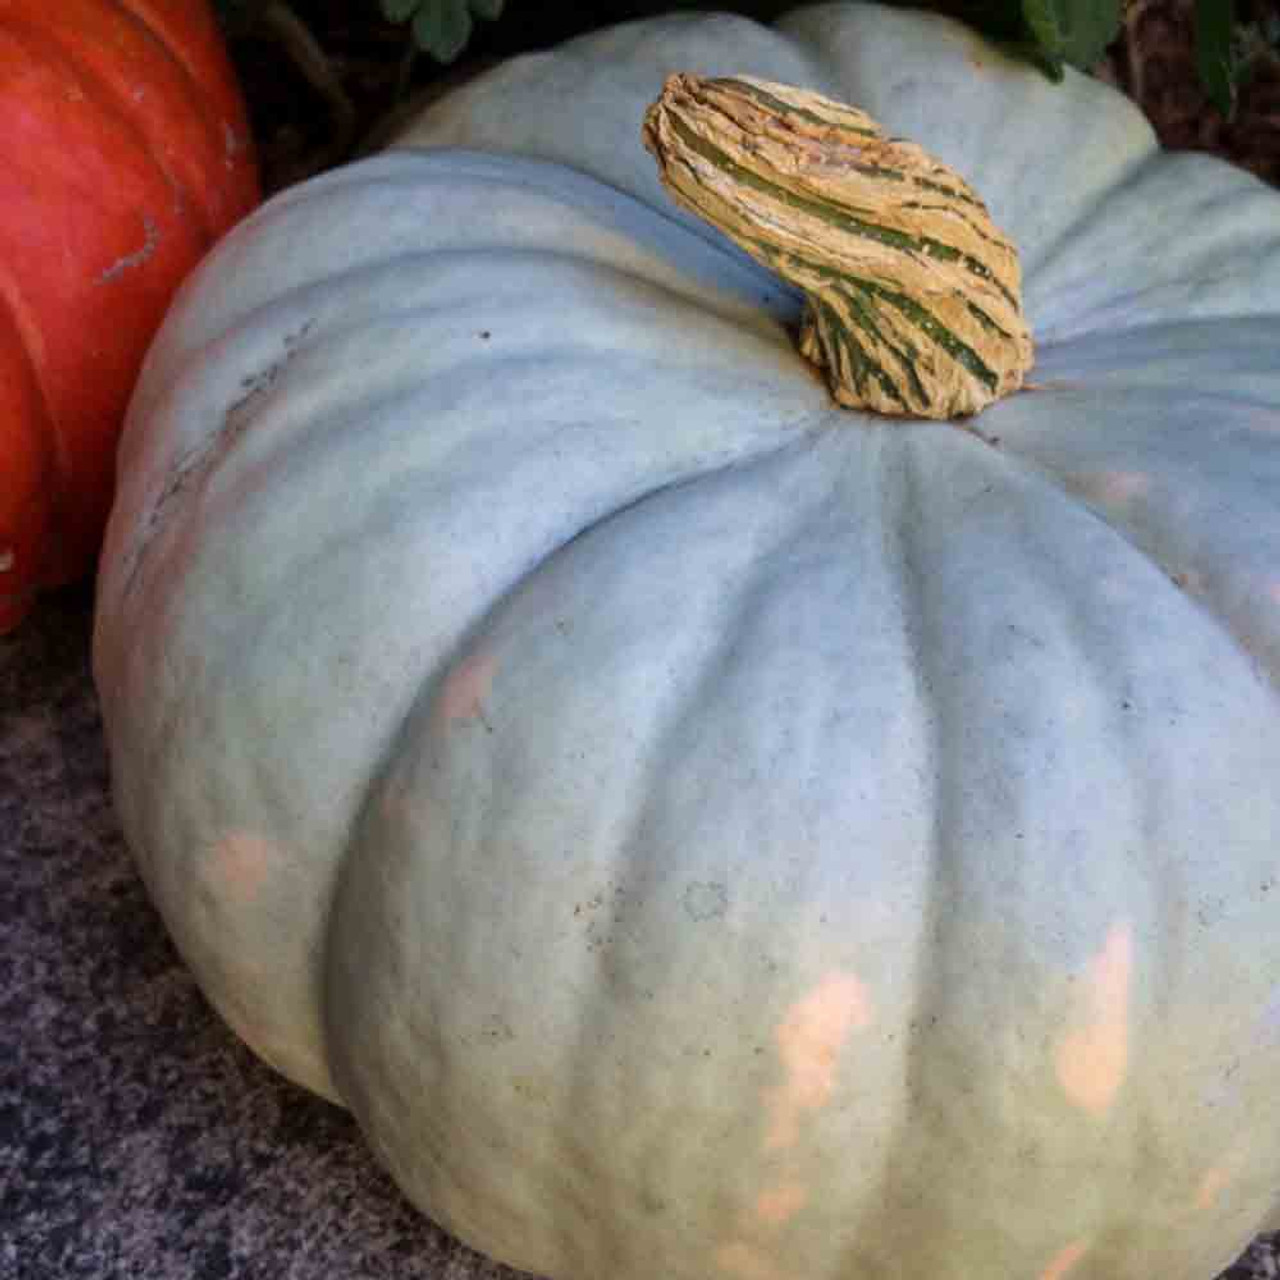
[97,214,160,283]
[437,651,498,726]
[1054,922,1132,1115]
[1040,1237,1090,1280]
[765,971,872,1151]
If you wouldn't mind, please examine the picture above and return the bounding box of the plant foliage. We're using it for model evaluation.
[222,0,1262,118]
[1019,0,1122,77]
[380,0,504,62]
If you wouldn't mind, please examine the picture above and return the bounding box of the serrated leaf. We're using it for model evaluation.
[381,0,422,23]
[413,0,472,62]
[1021,0,1121,70]
[1195,0,1238,118]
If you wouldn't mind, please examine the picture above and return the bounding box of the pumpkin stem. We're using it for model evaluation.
[642,74,1034,419]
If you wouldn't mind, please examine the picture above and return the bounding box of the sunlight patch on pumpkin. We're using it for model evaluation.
[1039,1237,1090,1280]
[766,971,872,1151]
[1054,922,1132,1115]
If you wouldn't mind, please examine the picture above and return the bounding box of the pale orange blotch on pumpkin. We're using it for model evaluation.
[766,971,872,1151]
[1040,1237,1090,1280]
[1096,471,1151,505]
[208,830,277,904]
[1195,1165,1232,1211]
[437,651,498,725]
[377,770,411,822]
[713,973,872,1275]
[754,1182,808,1227]
[714,1192,808,1280]
[222,1002,324,1090]
[1055,922,1132,1115]
[716,1241,794,1280]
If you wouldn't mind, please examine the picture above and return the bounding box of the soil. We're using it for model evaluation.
[220,0,1280,196]
[1096,0,1279,186]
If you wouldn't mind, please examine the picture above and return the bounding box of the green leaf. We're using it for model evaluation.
[1020,0,1121,70]
[1195,0,1238,118]
[380,0,422,23]
[391,0,505,63]
[1012,38,1066,79]
[412,0,473,62]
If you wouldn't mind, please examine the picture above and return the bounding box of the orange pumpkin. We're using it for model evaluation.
[0,0,259,632]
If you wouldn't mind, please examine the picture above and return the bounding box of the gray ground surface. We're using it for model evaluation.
[2,585,532,1280]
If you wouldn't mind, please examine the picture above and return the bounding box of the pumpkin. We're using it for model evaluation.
[93,5,1280,1278]
[0,0,259,633]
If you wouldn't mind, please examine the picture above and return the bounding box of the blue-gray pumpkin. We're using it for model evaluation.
[94,5,1280,1277]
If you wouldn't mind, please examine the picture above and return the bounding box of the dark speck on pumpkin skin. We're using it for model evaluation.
[640,1189,667,1216]
[481,1015,515,1045]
